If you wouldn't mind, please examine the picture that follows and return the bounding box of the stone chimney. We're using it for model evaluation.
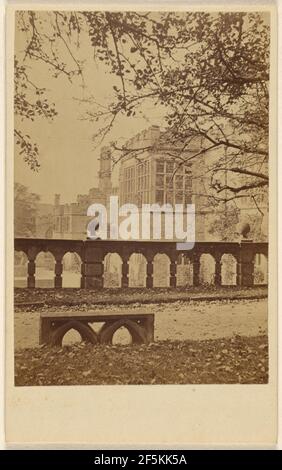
[149,125,161,143]
[54,194,61,206]
[99,147,112,195]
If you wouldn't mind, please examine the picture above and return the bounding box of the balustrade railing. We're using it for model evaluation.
[14,238,268,289]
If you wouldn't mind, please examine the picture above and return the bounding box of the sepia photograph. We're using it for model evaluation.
[12,6,271,390]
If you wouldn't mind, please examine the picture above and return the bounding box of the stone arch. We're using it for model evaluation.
[176,253,193,287]
[221,253,237,286]
[254,252,268,285]
[61,328,81,346]
[112,326,132,345]
[99,319,147,345]
[14,250,28,288]
[153,253,170,287]
[51,321,98,347]
[35,251,56,288]
[199,253,216,285]
[128,253,147,287]
[62,251,82,288]
[103,252,122,288]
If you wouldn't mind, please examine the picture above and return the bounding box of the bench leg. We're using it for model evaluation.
[144,316,154,343]
[139,316,154,343]
[39,318,53,345]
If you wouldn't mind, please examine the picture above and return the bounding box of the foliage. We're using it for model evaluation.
[208,206,240,240]
[14,58,57,170]
[14,285,268,308]
[15,335,268,385]
[15,11,269,205]
[14,182,40,236]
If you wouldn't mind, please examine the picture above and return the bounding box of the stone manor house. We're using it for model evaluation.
[15,126,268,288]
[49,125,210,286]
[53,125,209,241]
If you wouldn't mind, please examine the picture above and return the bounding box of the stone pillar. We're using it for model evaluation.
[83,243,104,289]
[54,259,63,289]
[214,254,222,286]
[169,257,177,287]
[192,254,200,286]
[146,258,153,288]
[27,258,35,289]
[121,257,129,288]
[83,261,104,289]
[238,241,254,286]
[80,263,85,289]
[236,257,241,286]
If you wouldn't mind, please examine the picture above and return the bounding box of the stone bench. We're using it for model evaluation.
[39,310,155,347]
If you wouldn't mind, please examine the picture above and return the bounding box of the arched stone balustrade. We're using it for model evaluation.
[15,238,268,289]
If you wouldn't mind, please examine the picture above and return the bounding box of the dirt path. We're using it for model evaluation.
[14,298,267,349]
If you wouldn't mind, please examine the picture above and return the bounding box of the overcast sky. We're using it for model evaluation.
[14,13,166,204]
